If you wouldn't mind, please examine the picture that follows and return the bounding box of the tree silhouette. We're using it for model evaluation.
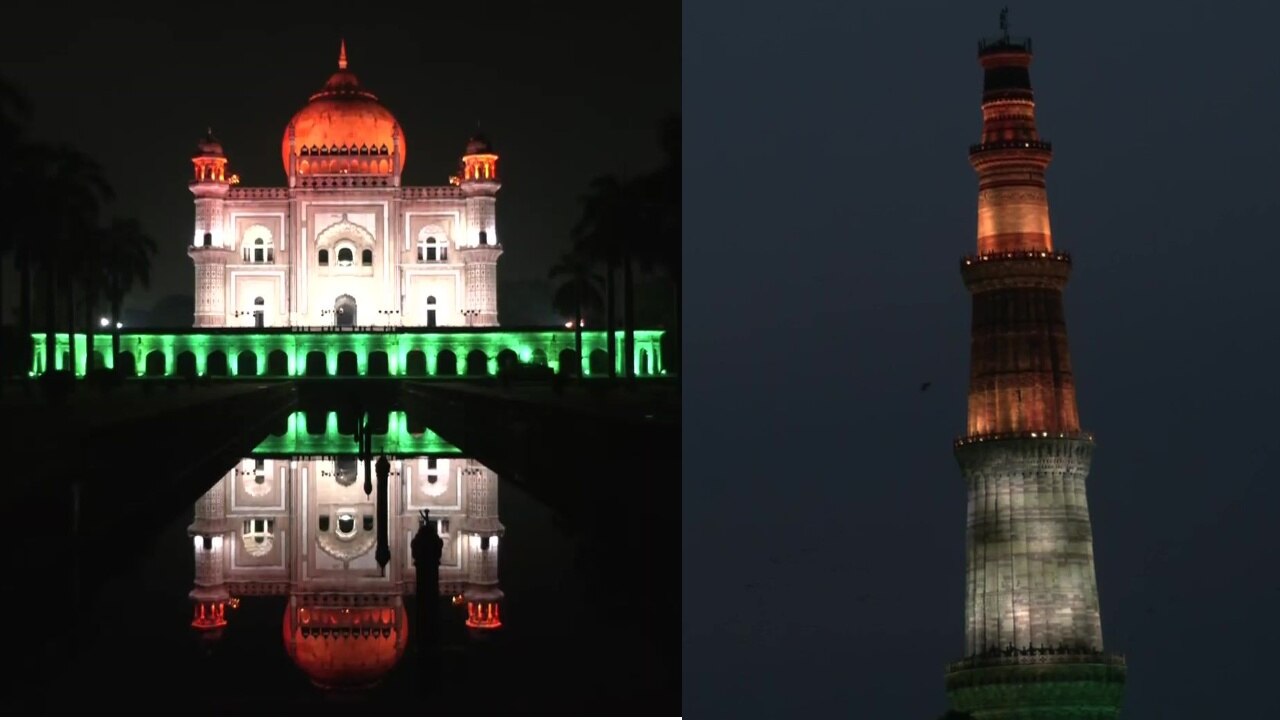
[562,113,681,378]
[93,217,158,371]
[548,249,604,376]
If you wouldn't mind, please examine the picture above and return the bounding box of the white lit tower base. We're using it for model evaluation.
[945,436,1126,719]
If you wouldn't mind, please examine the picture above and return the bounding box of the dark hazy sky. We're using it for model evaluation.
[0,1,678,319]
[683,1,1279,718]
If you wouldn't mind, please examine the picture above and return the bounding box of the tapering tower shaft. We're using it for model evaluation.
[966,39,1078,438]
[946,25,1125,720]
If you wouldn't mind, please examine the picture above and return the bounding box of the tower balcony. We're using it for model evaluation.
[962,250,1070,264]
[953,429,1093,449]
[968,139,1052,156]
[959,251,1072,292]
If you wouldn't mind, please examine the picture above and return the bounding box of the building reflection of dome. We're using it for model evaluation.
[283,600,408,689]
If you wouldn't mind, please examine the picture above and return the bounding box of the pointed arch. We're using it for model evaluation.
[314,218,376,252]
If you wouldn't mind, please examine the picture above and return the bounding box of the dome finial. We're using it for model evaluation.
[338,38,348,70]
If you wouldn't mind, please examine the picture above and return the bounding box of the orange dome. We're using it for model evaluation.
[281,42,405,177]
[283,603,408,689]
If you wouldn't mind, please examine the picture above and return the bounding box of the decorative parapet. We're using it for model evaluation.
[400,186,465,200]
[226,581,291,596]
[226,184,465,198]
[228,187,290,200]
[297,175,394,189]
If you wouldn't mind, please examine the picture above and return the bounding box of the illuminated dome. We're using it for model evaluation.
[281,41,405,177]
[283,602,408,689]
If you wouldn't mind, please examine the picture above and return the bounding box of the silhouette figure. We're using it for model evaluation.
[411,509,445,653]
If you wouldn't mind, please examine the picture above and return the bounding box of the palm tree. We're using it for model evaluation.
[548,249,604,376]
[97,217,157,369]
[572,175,641,380]
[0,76,31,376]
[23,143,114,376]
[634,114,681,372]
[569,116,681,380]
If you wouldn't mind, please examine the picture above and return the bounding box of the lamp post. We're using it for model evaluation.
[376,309,401,329]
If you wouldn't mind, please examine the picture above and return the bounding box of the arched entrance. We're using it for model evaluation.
[426,295,437,328]
[335,294,357,328]
[253,296,265,328]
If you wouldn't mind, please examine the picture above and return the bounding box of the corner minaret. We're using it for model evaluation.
[945,13,1126,719]
[189,477,233,648]
[188,129,235,327]
[459,460,504,632]
[457,131,503,326]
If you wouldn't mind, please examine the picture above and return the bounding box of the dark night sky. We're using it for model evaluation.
[682,1,1280,718]
[0,1,678,321]
[5,0,1280,717]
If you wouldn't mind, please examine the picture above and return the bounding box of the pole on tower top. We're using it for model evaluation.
[338,38,348,69]
[999,6,1010,38]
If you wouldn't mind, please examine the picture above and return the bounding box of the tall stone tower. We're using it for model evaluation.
[945,16,1127,719]
[187,129,234,327]
[458,133,503,326]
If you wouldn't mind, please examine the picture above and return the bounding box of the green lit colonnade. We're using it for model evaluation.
[29,327,667,378]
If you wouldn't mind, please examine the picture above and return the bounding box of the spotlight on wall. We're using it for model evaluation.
[99,317,110,327]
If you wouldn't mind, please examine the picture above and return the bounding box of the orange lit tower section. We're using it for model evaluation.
[458,133,503,326]
[188,130,235,327]
[944,15,1126,720]
[965,22,1078,438]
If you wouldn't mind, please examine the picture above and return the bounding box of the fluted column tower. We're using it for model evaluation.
[458,133,503,326]
[188,477,232,638]
[945,19,1126,720]
[460,461,504,630]
[188,129,235,327]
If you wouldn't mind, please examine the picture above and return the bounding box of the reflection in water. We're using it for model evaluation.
[187,411,504,689]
